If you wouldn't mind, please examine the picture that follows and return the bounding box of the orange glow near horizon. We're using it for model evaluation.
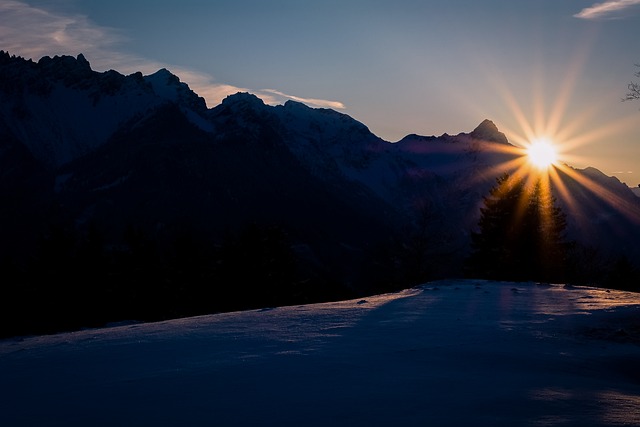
[462,38,640,227]
[474,116,640,232]
[483,130,640,223]
[460,85,640,233]
[448,35,640,243]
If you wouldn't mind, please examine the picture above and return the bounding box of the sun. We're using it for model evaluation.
[527,138,558,170]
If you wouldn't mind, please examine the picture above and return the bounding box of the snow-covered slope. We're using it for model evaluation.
[2,280,639,426]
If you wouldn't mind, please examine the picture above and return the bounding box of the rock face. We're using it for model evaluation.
[469,119,509,145]
[1,51,640,337]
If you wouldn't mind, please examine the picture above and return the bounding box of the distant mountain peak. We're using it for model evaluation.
[222,92,265,106]
[216,92,269,116]
[474,119,498,132]
[36,53,93,82]
[76,53,90,69]
[147,67,179,82]
[283,99,309,110]
[469,119,509,145]
[37,53,91,70]
[144,67,207,112]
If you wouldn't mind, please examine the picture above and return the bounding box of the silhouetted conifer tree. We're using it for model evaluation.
[466,173,569,282]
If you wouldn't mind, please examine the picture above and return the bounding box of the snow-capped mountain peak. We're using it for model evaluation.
[219,91,267,111]
[143,68,207,112]
[3,50,640,347]
[2,51,640,308]
[0,52,216,166]
[144,68,183,99]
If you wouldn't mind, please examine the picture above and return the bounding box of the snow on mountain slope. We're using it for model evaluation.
[272,99,405,201]
[144,68,213,133]
[3,50,640,283]
[6,79,159,167]
[0,52,210,167]
[2,280,640,426]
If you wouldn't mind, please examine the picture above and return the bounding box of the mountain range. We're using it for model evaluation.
[1,51,640,335]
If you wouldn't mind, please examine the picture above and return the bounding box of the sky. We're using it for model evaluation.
[2,0,640,185]
[2,280,640,425]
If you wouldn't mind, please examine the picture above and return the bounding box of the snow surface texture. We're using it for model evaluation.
[1,280,640,426]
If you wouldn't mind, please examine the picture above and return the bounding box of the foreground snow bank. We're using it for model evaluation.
[1,280,640,426]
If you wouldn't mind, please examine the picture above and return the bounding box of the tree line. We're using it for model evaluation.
[1,172,639,339]
[465,172,640,288]
[0,222,352,339]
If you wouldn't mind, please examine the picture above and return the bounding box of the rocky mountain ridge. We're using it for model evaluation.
[1,51,639,337]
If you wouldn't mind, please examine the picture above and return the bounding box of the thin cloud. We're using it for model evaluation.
[0,0,242,106]
[168,67,252,107]
[0,0,124,60]
[261,89,346,110]
[0,0,343,109]
[574,0,640,19]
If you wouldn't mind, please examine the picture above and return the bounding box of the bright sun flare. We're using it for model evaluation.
[527,139,558,169]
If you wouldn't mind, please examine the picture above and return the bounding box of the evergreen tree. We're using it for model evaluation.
[526,179,569,279]
[466,173,568,282]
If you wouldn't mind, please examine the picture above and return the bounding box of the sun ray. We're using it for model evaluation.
[547,165,579,217]
[533,62,547,138]
[457,33,640,276]
[557,165,640,224]
[544,40,592,138]
[494,84,537,144]
[470,114,640,253]
[560,114,640,154]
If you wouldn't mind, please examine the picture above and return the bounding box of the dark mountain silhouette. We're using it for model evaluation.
[1,51,640,337]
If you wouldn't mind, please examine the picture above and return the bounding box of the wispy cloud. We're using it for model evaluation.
[574,0,640,19]
[0,0,343,109]
[167,67,252,106]
[260,89,345,109]
[0,0,124,61]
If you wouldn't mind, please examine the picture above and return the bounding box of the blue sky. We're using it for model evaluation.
[2,0,640,184]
